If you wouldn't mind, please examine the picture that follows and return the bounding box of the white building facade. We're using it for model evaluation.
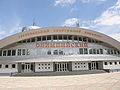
[0,27,120,74]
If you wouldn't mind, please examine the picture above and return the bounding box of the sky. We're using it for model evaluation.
[0,0,120,41]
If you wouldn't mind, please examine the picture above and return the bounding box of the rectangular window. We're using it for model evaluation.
[58,35,62,40]
[104,62,107,65]
[110,62,112,65]
[79,48,83,54]
[0,64,2,68]
[114,62,117,65]
[63,35,67,40]
[37,37,41,41]
[3,51,7,56]
[42,36,46,41]
[22,49,26,55]
[17,49,21,56]
[47,35,51,40]
[84,48,88,54]
[12,64,16,68]
[97,49,99,54]
[31,38,35,42]
[27,39,30,43]
[100,49,103,54]
[0,50,2,56]
[89,49,92,54]
[5,65,9,68]
[12,50,16,56]
[7,50,11,56]
[93,49,96,54]
[53,35,57,40]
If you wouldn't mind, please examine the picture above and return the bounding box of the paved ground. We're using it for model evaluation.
[0,72,120,90]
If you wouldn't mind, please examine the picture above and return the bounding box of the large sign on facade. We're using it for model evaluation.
[36,42,88,48]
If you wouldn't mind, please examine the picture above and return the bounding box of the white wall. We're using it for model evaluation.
[72,61,89,71]
[35,62,53,72]
[103,61,120,69]
[0,63,18,73]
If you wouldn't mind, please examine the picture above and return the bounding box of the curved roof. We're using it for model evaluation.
[0,27,120,50]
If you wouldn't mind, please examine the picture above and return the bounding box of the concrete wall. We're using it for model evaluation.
[72,61,89,71]
[0,63,18,73]
[35,62,53,72]
[103,61,120,69]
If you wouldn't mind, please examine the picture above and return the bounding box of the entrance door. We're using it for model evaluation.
[55,62,69,72]
[88,61,97,70]
[21,63,34,73]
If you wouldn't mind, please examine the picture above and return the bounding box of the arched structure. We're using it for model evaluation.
[0,27,120,74]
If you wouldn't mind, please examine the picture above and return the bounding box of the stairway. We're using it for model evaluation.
[11,70,107,76]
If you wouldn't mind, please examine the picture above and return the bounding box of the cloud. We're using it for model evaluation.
[80,0,107,3]
[109,33,120,42]
[0,16,22,40]
[63,18,80,26]
[54,0,76,6]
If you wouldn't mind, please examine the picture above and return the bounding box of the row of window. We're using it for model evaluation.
[38,67,51,69]
[0,48,120,56]
[0,49,29,56]
[39,63,51,66]
[104,62,120,65]
[75,66,86,68]
[0,64,16,69]
[18,35,102,43]
[75,62,86,65]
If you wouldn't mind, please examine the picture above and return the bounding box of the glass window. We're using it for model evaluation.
[114,50,117,54]
[7,50,11,56]
[104,62,107,65]
[74,36,78,41]
[5,65,9,68]
[79,48,83,54]
[83,37,87,42]
[84,48,88,54]
[58,35,62,40]
[114,62,117,65]
[12,64,16,68]
[59,50,63,55]
[111,50,113,54]
[31,38,35,42]
[93,49,96,54]
[100,49,103,54]
[97,49,99,54]
[53,35,57,40]
[79,37,82,42]
[42,36,46,41]
[26,49,30,55]
[47,35,51,40]
[23,40,26,43]
[17,49,21,56]
[3,51,7,56]
[0,64,2,68]
[12,50,16,56]
[53,50,58,55]
[47,50,51,55]
[107,49,110,54]
[110,62,112,65]
[22,49,26,55]
[68,35,73,40]
[88,38,91,43]
[0,50,2,56]
[27,39,30,43]
[63,35,67,40]
[37,36,41,41]
[89,49,92,54]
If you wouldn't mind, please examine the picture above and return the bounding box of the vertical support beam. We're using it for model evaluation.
[68,62,72,71]
[53,62,55,72]
[18,63,21,73]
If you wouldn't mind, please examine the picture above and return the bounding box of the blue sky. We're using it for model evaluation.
[0,0,120,40]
